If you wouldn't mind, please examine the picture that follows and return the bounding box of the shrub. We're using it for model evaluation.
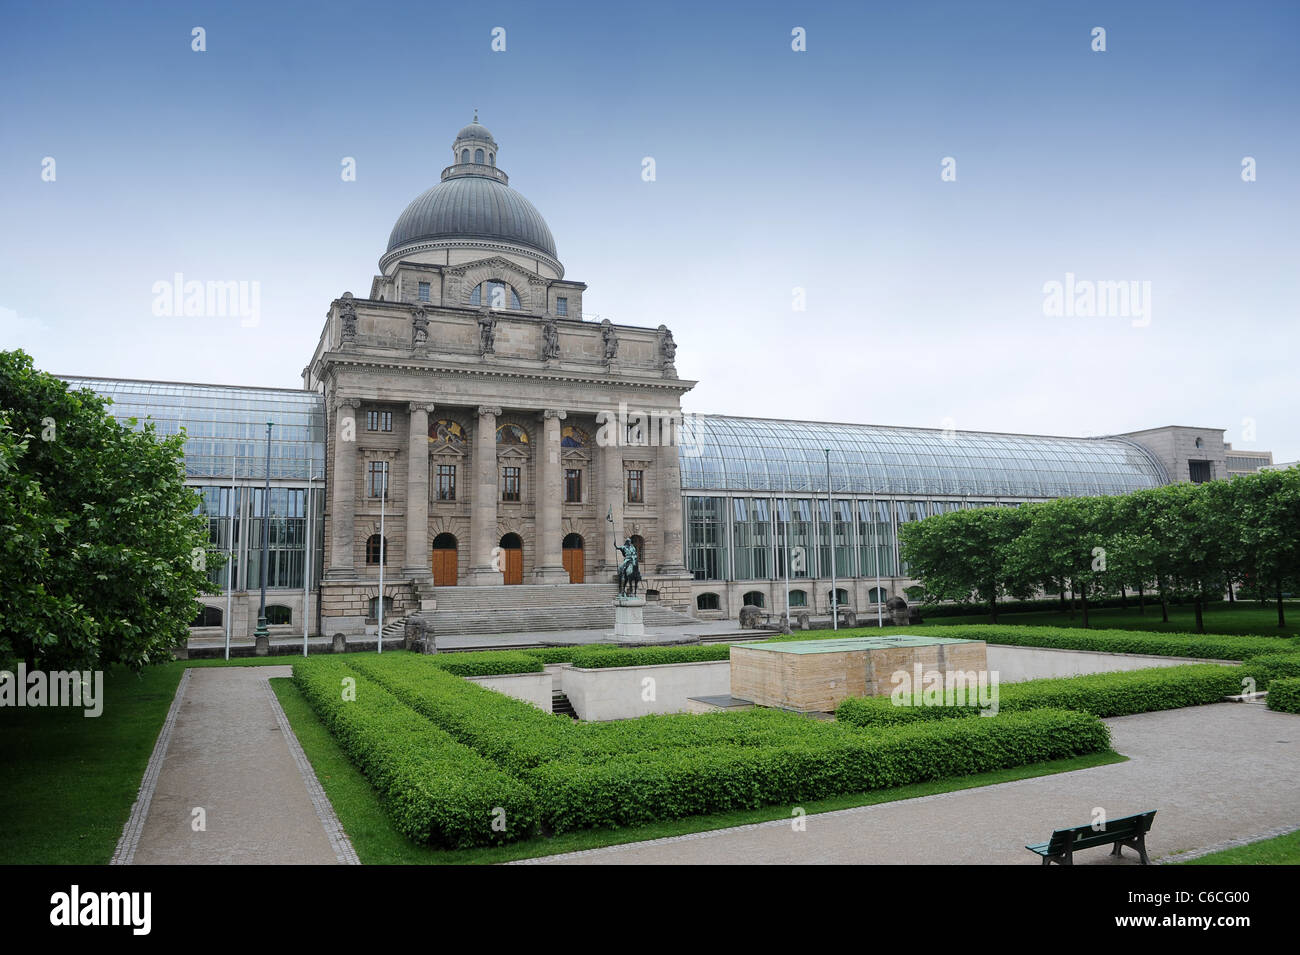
[909,625,1295,661]
[836,664,1244,727]
[528,708,1110,832]
[1266,678,1300,714]
[292,659,538,847]
[424,651,543,677]
[1238,653,1300,690]
[561,644,733,669]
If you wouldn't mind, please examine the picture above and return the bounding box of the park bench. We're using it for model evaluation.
[1025,810,1157,865]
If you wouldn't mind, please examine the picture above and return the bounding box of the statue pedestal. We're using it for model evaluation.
[610,596,646,640]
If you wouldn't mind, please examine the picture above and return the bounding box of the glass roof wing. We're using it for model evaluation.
[680,414,1167,498]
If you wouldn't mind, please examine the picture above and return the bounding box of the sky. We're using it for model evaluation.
[2,0,1297,461]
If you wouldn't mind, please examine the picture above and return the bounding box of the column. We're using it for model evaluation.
[597,442,624,577]
[466,405,504,586]
[657,440,689,575]
[326,397,361,578]
[403,402,435,582]
[533,409,569,583]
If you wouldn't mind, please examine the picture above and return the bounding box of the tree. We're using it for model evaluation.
[1155,481,1230,634]
[0,350,214,672]
[1006,496,1111,627]
[1232,469,1300,627]
[899,505,1033,623]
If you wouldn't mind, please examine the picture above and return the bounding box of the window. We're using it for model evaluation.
[788,589,807,608]
[687,496,729,581]
[367,461,389,498]
[1189,460,1212,483]
[868,587,888,603]
[488,152,495,166]
[696,593,720,611]
[243,486,313,591]
[266,605,292,625]
[556,297,568,316]
[366,411,392,432]
[418,281,430,302]
[461,149,469,163]
[471,281,522,310]
[502,466,521,502]
[827,588,850,608]
[368,596,393,620]
[626,469,644,504]
[742,591,766,608]
[437,465,456,501]
[191,605,223,627]
[564,468,582,503]
[365,535,388,565]
[474,147,484,164]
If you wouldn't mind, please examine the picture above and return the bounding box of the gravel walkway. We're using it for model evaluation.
[117,666,356,865]
[521,703,1300,865]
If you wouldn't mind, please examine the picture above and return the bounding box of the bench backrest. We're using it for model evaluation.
[1045,811,1156,855]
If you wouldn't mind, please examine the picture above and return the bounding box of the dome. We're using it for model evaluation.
[384,118,559,267]
[386,177,557,259]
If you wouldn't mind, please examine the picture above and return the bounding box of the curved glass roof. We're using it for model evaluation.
[678,414,1168,498]
[61,377,325,481]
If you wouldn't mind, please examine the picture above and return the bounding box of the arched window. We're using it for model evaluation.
[742,590,765,608]
[366,535,388,565]
[630,535,646,563]
[788,590,807,608]
[868,587,888,603]
[696,593,720,611]
[827,588,850,607]
[461,149,470,163]
[488,152,495,166]
[429,419,466,449]
[368,596,393,620]
[496,423,529,445]
[474,147,484,164]
[191,605,223,627]
[470,281,521,310]
[563,533,584,549]
[266,605,292,625]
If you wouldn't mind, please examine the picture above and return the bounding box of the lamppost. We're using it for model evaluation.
[825,448,837,631]
[254,420,273,655]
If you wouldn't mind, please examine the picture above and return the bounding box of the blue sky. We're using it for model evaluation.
[2,0,1297,460]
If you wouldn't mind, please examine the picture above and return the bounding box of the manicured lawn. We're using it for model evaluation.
[919,603,1300,638]
[269,676,1125,864]
[0,663,184,865]
[1179,829,1300,865]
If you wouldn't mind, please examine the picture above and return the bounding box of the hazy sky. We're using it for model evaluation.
[2,1,1296,460]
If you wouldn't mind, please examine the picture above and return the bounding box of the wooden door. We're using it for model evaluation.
[563,545,584,583]
[504,547,523,585]
[432,547,458,586]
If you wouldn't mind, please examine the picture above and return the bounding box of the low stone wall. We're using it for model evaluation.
[466,671,554,713]
[561,660,730,721]
[987,645,1235,683]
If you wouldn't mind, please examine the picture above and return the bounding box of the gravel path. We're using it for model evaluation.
[119,666,356,865]
[521,703,1300,865]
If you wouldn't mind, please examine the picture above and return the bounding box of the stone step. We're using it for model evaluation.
[426,603,697,635]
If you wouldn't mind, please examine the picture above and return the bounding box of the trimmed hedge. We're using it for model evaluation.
[1266,678,1300,714]
[836,664,1244,727]
[292,659,538,847]
[529,708,1111,832]
[424,651,543,677]
[558,644,733,669]
[1238,653,1300,690]
[910,625,1296,661]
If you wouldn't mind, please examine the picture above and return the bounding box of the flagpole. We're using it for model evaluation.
[225,452,235,660]
[826,448,837,631]
[377,465,386,653]
[303,471,313,658]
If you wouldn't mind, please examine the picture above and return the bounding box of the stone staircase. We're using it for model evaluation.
[425,582,698,635]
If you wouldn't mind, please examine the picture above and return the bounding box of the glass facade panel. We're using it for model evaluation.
[732,497,773,580]
[686,496,728,580]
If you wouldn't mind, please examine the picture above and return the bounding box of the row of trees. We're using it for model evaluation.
[0,350,214,672]
[898,467,1300,632]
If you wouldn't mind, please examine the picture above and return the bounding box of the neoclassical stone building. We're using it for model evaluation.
[304,119,695,634]
[65,118,1276,641]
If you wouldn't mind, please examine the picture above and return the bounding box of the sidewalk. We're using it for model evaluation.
[113,666,357,865]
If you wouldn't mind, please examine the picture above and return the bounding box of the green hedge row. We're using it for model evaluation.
[423,650,543,676]
[291,659,538,847]
[835,664,1245,727]
[1266,678,1300,714]
[1238,653,1300,690]
[910,625,1297,661]
[529,708,1111,832]
[916,595,1199,619]
[556,644,733,669]
[412,643,735,675]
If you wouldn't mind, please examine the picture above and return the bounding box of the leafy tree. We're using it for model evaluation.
[1231,469,1300,627]
[1006,496,1112,627]
[900,505,1033,623]
[0,350,214,671]
[1154,481,1231,634]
